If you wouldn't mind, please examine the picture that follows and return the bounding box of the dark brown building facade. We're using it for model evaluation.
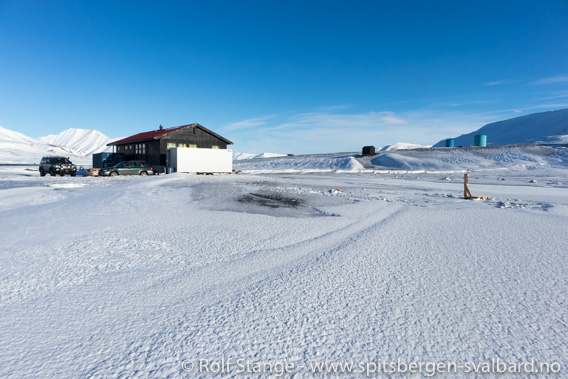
[107,123,233,166]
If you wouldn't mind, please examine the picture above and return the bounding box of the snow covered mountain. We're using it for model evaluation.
[39,128,113,156]
[434,108,568,147]
[0,126,113,164]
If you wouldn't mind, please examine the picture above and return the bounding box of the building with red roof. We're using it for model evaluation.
[107,123,233,166]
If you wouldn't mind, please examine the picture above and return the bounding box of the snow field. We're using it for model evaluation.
[233,145,568,174]
[0,162,567,377]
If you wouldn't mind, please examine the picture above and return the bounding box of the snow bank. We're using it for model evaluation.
[379,142,431,151]
[234,154,365,172]
[234,152,287,160]
[372,146,561,171]
[234,146,567,173]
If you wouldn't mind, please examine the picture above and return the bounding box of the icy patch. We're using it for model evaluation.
[48,183,87,189]
[187,180,350,218]
[237,193,304,208]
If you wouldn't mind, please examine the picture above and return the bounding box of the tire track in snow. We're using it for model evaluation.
[171,203,568,376]
[80,201,406,377]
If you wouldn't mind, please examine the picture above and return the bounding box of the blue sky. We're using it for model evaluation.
[1,0,567,154]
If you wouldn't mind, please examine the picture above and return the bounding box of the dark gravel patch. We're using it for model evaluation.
[237,193,304,208]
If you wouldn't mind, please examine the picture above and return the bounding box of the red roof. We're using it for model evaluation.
[109,124,196,145]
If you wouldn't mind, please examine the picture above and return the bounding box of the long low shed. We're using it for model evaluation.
[167,147,232,173]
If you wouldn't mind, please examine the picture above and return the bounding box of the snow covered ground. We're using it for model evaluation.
[1,147,567,377]
[233,145,568,174]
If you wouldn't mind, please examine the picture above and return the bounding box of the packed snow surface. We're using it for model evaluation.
[1,146,567,377]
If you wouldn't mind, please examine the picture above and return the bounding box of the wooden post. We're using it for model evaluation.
[463,172,490,200]
[464,173,472,199]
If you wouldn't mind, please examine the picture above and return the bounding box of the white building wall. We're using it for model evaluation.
[168,148,232,173]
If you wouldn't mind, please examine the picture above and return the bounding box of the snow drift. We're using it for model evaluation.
[234,154,365,172]
[379,142,431,151]
[234,152,287,160]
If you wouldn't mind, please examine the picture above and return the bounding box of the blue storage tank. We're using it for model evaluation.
[474,134,487,147]
[445,138,455,147]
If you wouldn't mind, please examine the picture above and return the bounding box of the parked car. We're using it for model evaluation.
[39,156,77,177]
[99,161,155,176]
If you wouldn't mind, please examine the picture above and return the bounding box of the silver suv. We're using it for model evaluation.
[39,156,77,177]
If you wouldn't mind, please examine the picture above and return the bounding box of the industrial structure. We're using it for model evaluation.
[362,146,376,156]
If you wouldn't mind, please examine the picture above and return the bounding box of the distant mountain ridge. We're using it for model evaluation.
[39,128,112,156]
[434,108,568,147]
[3,109,568,164]
[0,126,113,164]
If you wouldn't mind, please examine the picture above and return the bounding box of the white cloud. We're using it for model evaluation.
[531,75,568,85]
[263,111,407,132]
[224,114,276,131]
[536,90,568,101]
[447,100,487,107]
[226,108,499,155]
[318,105,352,111]
[376,111,407,124]
[485,80,517,86]
[528,103,568,110]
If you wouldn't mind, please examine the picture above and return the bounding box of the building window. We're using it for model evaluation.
[212,145,219,149]
[189,144,197,148]
[178,143,187,148]
[167,142,176,149]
